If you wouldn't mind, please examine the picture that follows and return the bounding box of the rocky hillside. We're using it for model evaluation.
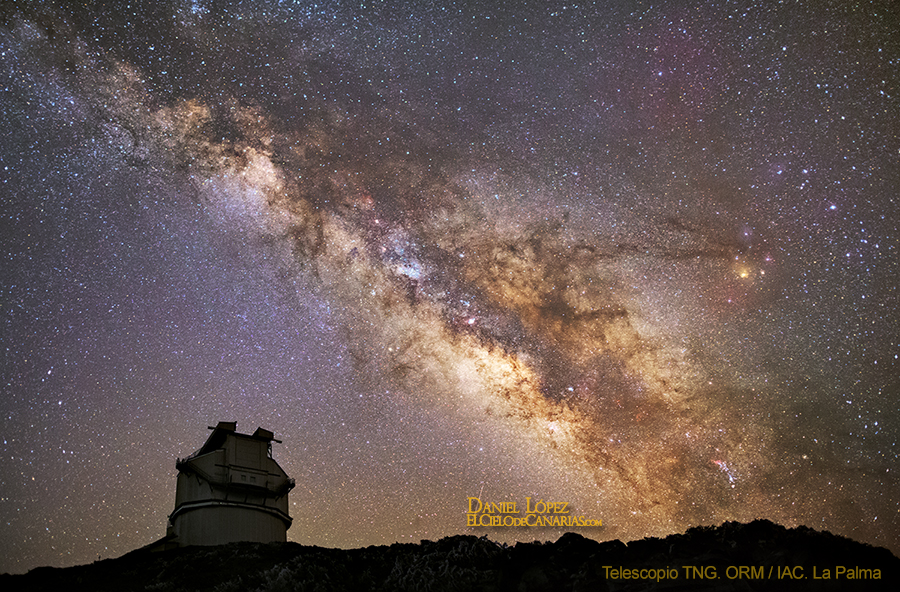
[2,520,897,591]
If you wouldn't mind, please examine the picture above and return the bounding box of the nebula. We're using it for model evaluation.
[1,0,897,573]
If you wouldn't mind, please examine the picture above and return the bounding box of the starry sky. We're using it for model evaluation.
[1,0,898,574]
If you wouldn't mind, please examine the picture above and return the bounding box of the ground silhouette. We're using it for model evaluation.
[2,520,897,591]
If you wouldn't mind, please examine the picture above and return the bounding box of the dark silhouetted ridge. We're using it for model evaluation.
[2,520,897,591]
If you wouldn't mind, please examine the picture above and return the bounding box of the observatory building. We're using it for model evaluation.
[160,421,295,547]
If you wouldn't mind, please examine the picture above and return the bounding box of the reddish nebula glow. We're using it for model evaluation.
[1,0,897,574]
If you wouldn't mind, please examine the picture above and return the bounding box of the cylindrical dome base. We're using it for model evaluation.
[171,502,290,546]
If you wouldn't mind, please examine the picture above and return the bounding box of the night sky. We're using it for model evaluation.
[2,0,898,575]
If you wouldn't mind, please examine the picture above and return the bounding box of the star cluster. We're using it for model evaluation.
[1,0,898,574]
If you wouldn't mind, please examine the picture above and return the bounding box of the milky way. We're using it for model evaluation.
[1,0,898,573]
